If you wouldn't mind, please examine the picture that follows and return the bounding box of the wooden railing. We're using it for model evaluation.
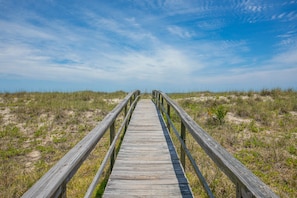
[22,90,141,198]
[152,90,278,198]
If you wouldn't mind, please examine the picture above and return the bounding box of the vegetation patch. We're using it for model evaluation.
[169,89,297,197]
[0,91,126,197]
[1,89,296,197]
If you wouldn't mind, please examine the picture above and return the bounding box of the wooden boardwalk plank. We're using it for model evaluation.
[103,99,193,198]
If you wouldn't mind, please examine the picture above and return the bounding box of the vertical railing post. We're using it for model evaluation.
[110,121,116,172]
[180,121,186,169]
[167,103,171,132]
[58,181,67,198]
[236,184,252,198]
[124,105,128,132]
[160,97,164,116]
[236,184,241,198]
[158,93,161,110]
[130,96,133,106]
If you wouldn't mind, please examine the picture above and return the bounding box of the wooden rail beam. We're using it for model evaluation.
[180,121,186,169]
[110,121,116,172]
[166,103,171,132]
[153,90,278,198]
[22,90,140,198]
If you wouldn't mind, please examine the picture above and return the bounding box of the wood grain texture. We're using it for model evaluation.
[153,91,279,198]
[22,91,140,198]
[103,100,193,198]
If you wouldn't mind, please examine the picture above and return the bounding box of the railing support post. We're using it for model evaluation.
[167,103,171,132]
[180,121,186,169]
[157,93,161,109]
[153,91,157,102]
[57,181,67,198]
[236,184,242,198]
[110,121,116,172]
[52,180,67,198]
[236,184,253,198]
[124,105,128,132]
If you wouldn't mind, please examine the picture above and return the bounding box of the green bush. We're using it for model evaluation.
[214,105,228,125]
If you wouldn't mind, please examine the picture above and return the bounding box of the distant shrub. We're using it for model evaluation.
[208,105,228,125]
[215,105,228,124]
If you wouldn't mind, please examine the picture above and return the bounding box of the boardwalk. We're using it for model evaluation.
[103,99,193,197]
[22,91,278,198]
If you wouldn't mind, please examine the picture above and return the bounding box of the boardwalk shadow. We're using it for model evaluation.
[156,106,193,198]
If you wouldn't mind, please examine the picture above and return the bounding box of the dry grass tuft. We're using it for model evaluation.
[1,89,296,197]
[169,89,297,197]
[0,91,126,197]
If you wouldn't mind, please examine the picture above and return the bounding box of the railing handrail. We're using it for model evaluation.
[84,94,141,198]
[152,90,278,198]
[22,90,140,198]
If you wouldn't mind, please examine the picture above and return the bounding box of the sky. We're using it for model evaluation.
[0,0,297,93]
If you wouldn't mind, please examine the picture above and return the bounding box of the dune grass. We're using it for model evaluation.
[0,91,126,197]
[0,89,296,197]
[168,88,297,197]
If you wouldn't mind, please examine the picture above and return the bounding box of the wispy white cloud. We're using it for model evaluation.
[276,31,297,49]
[0,7,196,85]
[272,11,297,21]
[191,66,297,91]
[0,0,296,91]
[270,48,297,66]
[187,45,297,91]
[196,19,226,31]
[0,41,197,85]
[167,25,195,39]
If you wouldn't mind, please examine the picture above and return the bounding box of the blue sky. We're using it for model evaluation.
[0,0,297,92]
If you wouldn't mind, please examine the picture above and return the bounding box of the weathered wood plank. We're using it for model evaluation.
[103,99,193,198]
[154,91,279,198]
[22,91,140,198]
